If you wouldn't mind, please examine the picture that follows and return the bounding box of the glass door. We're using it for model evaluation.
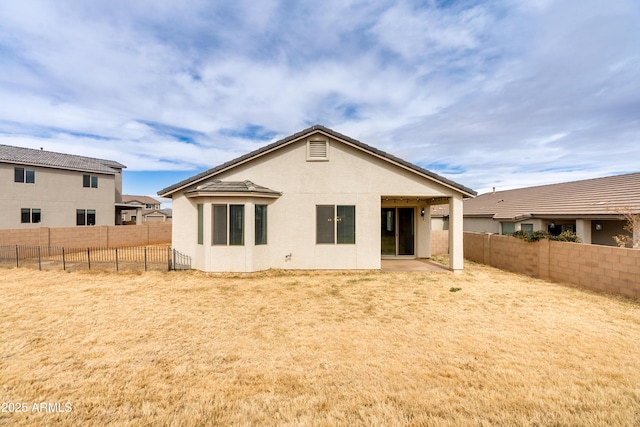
[397,208,415,255]
[381,208,396,255]
[381,207,415,256]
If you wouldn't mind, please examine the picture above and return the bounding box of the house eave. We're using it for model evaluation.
[185,191,282,199]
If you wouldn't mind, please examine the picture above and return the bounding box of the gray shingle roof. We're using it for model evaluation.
[185,180,281,196]
[158,125,476,197]
[0,144,126,174]
[464,172,640,220]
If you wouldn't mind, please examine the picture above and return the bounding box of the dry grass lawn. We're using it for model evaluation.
[1,261,639,426]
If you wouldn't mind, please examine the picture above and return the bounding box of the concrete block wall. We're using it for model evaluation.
[464,231,640,300]
[430,230,449,255]
[0,223,171,248]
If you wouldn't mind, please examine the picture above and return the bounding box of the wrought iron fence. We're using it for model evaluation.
[0,246,191,272]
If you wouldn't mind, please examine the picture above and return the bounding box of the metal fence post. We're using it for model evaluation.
[15,245,19,268]
[116,248,119,272]
[167,247,171,271]
[87,248,91,270]
[62,247,66,271]
[38,246,41,271]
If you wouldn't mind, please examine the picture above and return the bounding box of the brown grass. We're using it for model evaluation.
[1,262,639,426]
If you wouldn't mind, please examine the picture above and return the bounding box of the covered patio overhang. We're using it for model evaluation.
[380,194,464,272]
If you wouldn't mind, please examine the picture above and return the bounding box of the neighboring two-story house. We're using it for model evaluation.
[121,195,172,224]
[0,144,126,228]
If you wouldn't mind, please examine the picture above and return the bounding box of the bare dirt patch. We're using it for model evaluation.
[1,263,639,426]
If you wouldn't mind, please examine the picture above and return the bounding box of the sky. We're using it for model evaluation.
[1,0,639,204]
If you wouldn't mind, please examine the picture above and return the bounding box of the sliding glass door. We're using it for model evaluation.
[380,207,415,256]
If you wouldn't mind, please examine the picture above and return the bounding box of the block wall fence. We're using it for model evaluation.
[2,224,445,254]
[0,223,172,248]
[464,232,640,300]
[430,230,449,255]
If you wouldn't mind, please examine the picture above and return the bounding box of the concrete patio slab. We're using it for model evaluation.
[381,258,450,272]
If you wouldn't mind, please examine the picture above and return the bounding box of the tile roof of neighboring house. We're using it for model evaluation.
[143,208,172,218]
[158,125,476,197]
[0,144,126,174]
[464,172,640,220]
[122,195,162,205]
[185,180,281,197]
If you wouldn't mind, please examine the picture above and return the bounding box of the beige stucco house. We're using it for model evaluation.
[158,125,476,272]
[121,195,171,224]
[0,144,126,229]
[463,172,640,246]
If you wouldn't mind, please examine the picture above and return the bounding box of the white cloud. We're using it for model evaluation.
[0,0,639,196]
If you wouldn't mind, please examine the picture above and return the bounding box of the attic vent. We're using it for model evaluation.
[307,139,329,161]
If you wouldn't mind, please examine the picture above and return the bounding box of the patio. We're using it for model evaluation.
[381,258,450,272]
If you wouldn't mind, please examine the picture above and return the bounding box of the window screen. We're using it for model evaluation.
[316,205,335,244]
[521,223,534,233]
[15,167,24,183]
[77,209,86,226]
[229,205,244,246]
[25,169,35,183]
[83,175,91,187]
[21,208,30,223]
[337,205,356,244]
[197,204,204,244]
[212,204,227,245]
[255,205,267,245]
[87,209,96,226]
[32,209,41,224]
[502,222,515,235]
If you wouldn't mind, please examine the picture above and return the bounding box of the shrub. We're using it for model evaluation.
[512,230,581,243]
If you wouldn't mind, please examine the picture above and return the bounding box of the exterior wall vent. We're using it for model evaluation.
[307,138,329,161]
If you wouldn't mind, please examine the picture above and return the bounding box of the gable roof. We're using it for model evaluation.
[158,125,476,198]
[0,144,125,174]
[122,195,162,205]
[143,208,172,218]
[464,172,640,220]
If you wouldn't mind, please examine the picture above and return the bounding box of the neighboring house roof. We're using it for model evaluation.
[158,125,476,198]
[122,195,162,206]
[464,172,640,221]
[0,144,126,174]
[185,180,282,198]
[143,208,172,218]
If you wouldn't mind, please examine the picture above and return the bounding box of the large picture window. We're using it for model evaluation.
[255,205,267,245]
[316,205,356,244]
[212,204,245,246]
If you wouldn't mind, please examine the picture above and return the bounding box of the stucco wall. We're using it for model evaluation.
[0,163,120,228]
[171,134,464,272]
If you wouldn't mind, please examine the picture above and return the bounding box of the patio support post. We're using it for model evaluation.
[449,195,464,271]
[576,220,592,244]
